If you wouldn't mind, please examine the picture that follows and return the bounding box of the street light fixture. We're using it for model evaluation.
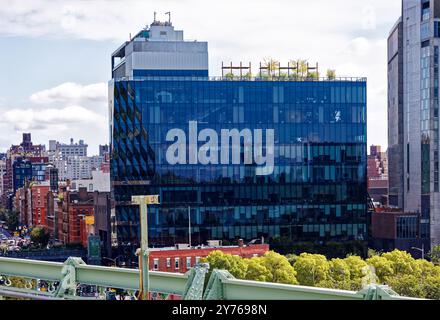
[102,255,124,267]
[411,243,425,260]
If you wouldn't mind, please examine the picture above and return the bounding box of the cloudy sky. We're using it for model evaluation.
[0,0,401,155]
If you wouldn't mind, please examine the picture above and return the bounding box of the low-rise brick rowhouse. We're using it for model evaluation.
[136,241,269,300]
[148,241,269,273]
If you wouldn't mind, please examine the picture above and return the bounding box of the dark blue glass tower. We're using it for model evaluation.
[109,22,368,260]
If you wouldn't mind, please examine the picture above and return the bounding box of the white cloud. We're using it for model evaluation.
[0,80,109,153]
[0,105,107,131]
[0,105,108,154]
[29,82,107,105]
[0,1,401,42]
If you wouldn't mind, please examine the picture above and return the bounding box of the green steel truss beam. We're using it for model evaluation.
[0,256,187,296]
[0,257,424,300]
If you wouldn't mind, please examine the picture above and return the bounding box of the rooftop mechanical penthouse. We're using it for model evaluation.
[109,19,368,261]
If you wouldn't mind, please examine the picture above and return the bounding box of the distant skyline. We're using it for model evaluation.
[0,0,402,154]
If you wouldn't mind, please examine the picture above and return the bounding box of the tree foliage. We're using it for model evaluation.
[285,253,299,266]
[326,69,336,80]
[428,245,440,265]
[30,227,50,248]
[385,274,425,298]
[259,251,298,285]
[293,253,329,287]
[243,257,269,282]
[262,57,280,77]
[325,258,351,290]
[381,250,417,275]
[367,249,440,298]
[0,209,19,231]
[203,250,297,285]
[343,255,371,290]
[366,255,394,283]
[202,249,440,299]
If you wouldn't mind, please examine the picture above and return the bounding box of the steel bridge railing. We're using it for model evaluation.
[0,256,425,300]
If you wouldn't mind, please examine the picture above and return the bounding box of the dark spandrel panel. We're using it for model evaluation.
[110,79,367,251]
[435,0,440,19]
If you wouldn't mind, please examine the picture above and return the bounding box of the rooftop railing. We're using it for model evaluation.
[112,76,367,83]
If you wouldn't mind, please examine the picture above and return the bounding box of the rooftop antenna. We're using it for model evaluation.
[165,11,171,24]
[154,11,157,22]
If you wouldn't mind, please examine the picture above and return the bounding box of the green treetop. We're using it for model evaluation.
[293,253,329,287]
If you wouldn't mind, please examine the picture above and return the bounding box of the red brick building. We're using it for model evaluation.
[31,183,50,226]
[14,187,28,225]
[137,243,269,300]
[66,187,95,247]
[148,243,270,273]
[45,185,95,247]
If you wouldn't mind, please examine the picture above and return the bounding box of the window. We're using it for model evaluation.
[186,257,191,269]
[175,257,180,269]
[435,21,440,38]
[195,256,201,265]
[421,22,431,39]
[422,1,430,21]
[153,258,159,270]
[166,258,171,268]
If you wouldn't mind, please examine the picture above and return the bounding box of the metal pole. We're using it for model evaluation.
[139,202,149,300]
[132,195,159,300]
[188,206,191,247]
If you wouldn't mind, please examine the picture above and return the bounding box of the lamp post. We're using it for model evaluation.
[131,195,160,300]
[102,255,124,267]
[411,243,425,260]
[188,206,191,247]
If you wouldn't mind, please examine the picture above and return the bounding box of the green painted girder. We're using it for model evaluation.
[0,257,425,300]
[218,278,421,300]
[75,264,187,294]
[0,257,62,281]
[0,257,187,295]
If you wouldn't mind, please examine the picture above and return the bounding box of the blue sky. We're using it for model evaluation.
[0,0,401,155]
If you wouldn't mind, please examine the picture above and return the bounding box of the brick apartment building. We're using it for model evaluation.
[147,242,270,273]
[31,183,50,226]
[138,242,269,300]
[63,187,95,247]
[367,145,389,206]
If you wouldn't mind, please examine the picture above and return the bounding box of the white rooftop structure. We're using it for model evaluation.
[111,18,208,79]
[70,170,110,193]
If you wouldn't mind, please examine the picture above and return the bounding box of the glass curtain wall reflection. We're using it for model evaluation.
[110,78,368,256]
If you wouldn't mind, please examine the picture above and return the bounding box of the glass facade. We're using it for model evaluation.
[12,159,48,193]
[396,215,419,239]
[12,159,32,192]
[110,77,368,254]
